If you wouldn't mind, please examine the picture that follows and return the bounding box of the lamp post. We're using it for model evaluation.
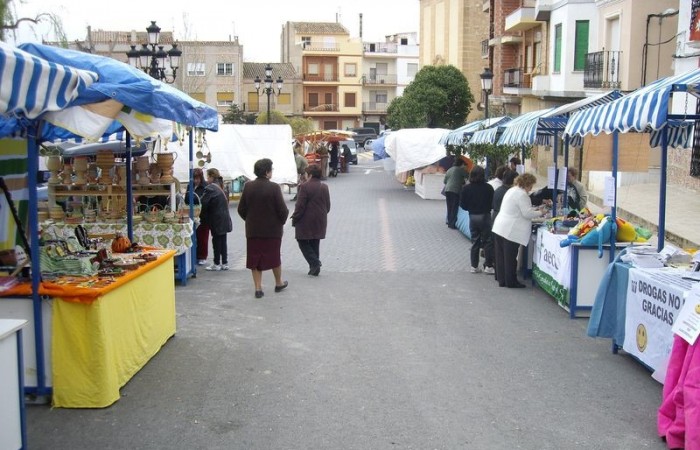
[126,21,182,84]
[480,67,494,176]
[254,64,283,124]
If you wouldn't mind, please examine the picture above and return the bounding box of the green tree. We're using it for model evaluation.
[221,103,246,124]
[288,117,315,136]
[255,110,287,125]
[387,65,474,130]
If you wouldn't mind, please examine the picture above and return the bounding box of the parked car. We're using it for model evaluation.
[338,139,358,165]
[349,127,378,147]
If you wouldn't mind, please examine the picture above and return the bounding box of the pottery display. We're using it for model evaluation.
[73,156,89,186]
[96,150,115,185]
[46,156,63,184]
[156,152,177,184]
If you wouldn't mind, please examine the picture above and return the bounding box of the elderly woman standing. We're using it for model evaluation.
[200,168,232,271]
[237,158,289,298]
[491,173,546,288]
[291,164,331,276]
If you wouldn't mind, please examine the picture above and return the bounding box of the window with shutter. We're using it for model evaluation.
[574,21,589,71]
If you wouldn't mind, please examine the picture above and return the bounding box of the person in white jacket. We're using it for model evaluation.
[491,173,546,288]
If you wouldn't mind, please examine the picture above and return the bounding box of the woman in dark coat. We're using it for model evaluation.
[459,165,495,274]
[237,158,289,298]
[291,164,331,276]
[185,168,209,265]
[200,168,232,271]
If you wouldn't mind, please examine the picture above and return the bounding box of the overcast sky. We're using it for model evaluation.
[9,0,419,62]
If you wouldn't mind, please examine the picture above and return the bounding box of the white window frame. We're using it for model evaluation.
[217,63,234,76]
[187,63,206,77]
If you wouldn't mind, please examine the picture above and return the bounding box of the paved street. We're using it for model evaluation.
[27,152,667,449]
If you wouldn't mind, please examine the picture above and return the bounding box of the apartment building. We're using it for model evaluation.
[281,21,364,131]
[419,0,490,122]
[241,62,300,118]
[361,32,419,131]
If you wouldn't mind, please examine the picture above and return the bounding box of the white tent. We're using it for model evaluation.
[172,124,296,184]
[384,128,450,174]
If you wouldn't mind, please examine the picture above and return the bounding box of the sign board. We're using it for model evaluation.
[623,268,694,373]
[582,133,651,172]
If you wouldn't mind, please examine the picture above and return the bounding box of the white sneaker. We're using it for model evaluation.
[483,266,495,275]
[197,260,207,266]
[206,264,222,271]
[470,267,482,273]
[220,265,229,271]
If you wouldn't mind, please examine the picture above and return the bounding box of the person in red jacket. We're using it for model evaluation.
[237,158,289,299]
[291,164,331,276]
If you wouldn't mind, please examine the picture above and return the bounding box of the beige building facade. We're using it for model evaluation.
[281,21,364,131]
[419,0,490,121]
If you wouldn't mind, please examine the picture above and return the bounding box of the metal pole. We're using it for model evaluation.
[484,91,490,178]
[266,90,271,125]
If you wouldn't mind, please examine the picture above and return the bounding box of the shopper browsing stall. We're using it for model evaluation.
[491,173,546,288]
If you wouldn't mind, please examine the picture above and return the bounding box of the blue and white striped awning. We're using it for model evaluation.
[0,42,97,119]
[497,91,624,148]
[439,116,511,145]
[565,68,700,144]
[497,108,556,146]
[469,127,501,145]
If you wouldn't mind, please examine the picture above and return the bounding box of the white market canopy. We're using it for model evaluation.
[385,128,450,174]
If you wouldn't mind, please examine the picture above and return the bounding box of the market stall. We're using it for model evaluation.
[384,128,449,199]
[0,42,218,404]
[2,250,176,407]
[563,69,700,447]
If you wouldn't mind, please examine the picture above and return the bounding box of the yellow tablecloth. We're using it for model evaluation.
[51,254,176,408]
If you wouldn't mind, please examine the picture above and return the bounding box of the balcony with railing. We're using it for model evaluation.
[503,67,538,94]
[362,102,389,114]
[584,50,622,89]
[302,40,340,52]
[363,42,398,54]
[304,103,339,112]
[362,74,397,86]
[303,73,339,82]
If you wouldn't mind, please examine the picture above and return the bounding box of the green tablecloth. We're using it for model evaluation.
[43,220,194,255]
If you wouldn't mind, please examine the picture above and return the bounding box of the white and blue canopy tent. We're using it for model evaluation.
[439,116,511,146]
[496,92,625,215]
[564,68,700,252]
[0,42,218,397]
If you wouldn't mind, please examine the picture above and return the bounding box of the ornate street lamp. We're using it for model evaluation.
[126,21,182,83]
[254,64,284,124]
[480,67,494,177]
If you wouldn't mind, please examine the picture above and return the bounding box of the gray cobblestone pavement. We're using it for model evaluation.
[26,151,667,450]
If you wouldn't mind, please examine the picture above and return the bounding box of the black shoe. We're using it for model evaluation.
[309,266,320,276]
[255,290,264,298]
[274,281,289,293]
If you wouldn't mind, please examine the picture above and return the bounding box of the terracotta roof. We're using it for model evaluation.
[290,22,349,35]
[88,30,174,45]
[243,62,298,81]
